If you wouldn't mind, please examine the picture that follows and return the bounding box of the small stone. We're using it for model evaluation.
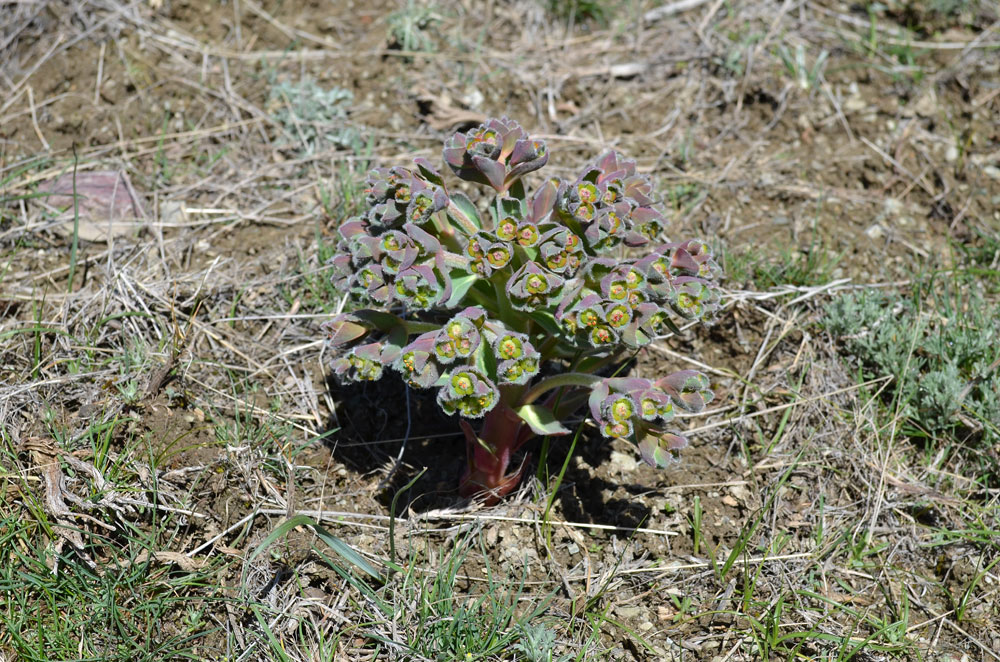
[983,165,1000,181]
[461,87,484,109]
[945,145,959,162]
[617,606,643,619]
[843,96,866,113]
[609,450,638,472]
[913,90,937,117]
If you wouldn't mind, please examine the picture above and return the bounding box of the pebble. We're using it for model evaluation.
[609,450,638,472]
[617,606,644,619]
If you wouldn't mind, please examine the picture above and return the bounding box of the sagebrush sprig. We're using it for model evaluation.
[324,117,722,501]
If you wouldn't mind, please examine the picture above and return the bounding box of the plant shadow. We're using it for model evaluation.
[322,356,652,525]
[538,429,654,532]
[322,371,469,511]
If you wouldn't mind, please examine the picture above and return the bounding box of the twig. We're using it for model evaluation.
[620,552,813,575]
[26,85,49,151]
[643,0,712,23]
[414,512,679,537]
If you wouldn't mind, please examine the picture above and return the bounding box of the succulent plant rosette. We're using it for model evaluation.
[323,117,722,502]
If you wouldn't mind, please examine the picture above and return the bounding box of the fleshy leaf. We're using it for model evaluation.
[322,316,369,348]
[472,154,507,192]
[446,274,479,308]
[657,370,713,412]
[636,431,688,468]
[448,191,482,233]
[515,405,571,436]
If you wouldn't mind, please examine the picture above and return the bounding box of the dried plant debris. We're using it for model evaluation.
[35,170,147,242]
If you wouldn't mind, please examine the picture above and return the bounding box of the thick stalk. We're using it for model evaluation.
[459,386,528,499]
[489,272,519,328]
[459,374,597,502]
[458,401,529,503]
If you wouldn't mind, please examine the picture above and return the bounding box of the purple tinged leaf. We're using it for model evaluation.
[658,370,711,394]
[619,318,644,348]
[581,257,619,281]
[488,116,525,161]
[442,133,468,169]
[353,342,383,363]
[671,248,700,276]
[471,154,506,192]
[661,432,688,450]
[506,139,549,183]
[380,342,402,366]
[636,431,688,468]
[352,234,382,263]
[530,179,558,223]
[622,230,651,247]
[588,380,610,424]
[623,174,654,207]
[338,218,369,241]
[404,222,441,255]
[509,138,537,166]
[413,157,445,186]
[329,252,353,282]
[596,151,619,175]
[433,252,453,307]
[365,174,390,205]
[636,434,667,468]
[369,282,394,305]
[657,370,713,413]
[456,306,488,326]
[601,377,646,394]
[321,315,369,348]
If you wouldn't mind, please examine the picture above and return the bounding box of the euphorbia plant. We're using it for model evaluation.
[324,117,721,502]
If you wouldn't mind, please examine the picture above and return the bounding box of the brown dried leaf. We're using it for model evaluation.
[37,170,147,242]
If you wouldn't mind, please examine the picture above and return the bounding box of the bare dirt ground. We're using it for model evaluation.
[2,0,999,660]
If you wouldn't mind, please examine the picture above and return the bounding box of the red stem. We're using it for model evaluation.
[458,401,534,503]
